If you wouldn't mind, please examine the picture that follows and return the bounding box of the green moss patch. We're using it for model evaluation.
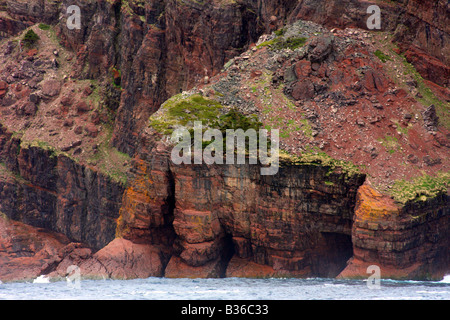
[374,50,391,63]
[149,94,261,136]
[22,29,40,48]
[87,127,131,185]
[149,93,264,155]
[149,94,222,135]
[279,149,363,181]
[257,36,307,51]
[389,172,449,204]
[378,134,400,154]
[38,23,51,31]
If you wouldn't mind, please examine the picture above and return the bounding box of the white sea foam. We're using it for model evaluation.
[33,275,50,284]
[416,290,448,294]
[0,277,448,300]
[440,275,450,283]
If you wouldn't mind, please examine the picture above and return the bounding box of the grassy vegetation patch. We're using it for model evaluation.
[87,127,131,185]
[378,134,400,154]
[389,172,449,204]
[252,71,312,141]
[22,29,40,48]
[213,108,262,132]
[279,148,363,180]
[149,94,223,135]
[374,50,392,63]
[38,23,51,31]
[279,37,308,50]
[257,36,307,50]
[20,139,60,159]
[274,28,285,37]
[149,94,264,153]
[149,94,262,135]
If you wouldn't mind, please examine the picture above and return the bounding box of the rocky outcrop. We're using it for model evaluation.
[0,215,162,281]
[5,0,60,24]
[115,127,366,278]
[53,0,260,154]
[113,121,448,280]
[109,17,449,280]
[110,0,264,155]
[292,0,449,89]
[339,185,449,280]
[48,238,165,280]
[0,213,69,282]
[1,0,448,154]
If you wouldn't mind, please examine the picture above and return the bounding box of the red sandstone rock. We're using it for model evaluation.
[60,95,73,106]
[339,185,449,280]
[0,80,7,98]
[16,101,37,116]
[363,69,388,93]
[0,213,165,282]
[76,100,91,114]
[26,48,38,57]
[84,124,98,138]
[0,215,69,282]
[165,256,224,279]
[225,257,277,278]
[294,59,311,78]
[291,79,315,100]
[78,238,164,280]
[116,132,365,278]
[404,46,450,88]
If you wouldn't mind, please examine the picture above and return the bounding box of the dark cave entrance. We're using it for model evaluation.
[312,232,354,278]
[219,232,236,278]
[158,169,177,276]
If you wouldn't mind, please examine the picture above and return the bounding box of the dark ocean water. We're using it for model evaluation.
[0,276,449,300]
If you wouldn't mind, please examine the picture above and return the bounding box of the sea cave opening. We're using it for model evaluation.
[313,232,354,278]
[220,232,236,278]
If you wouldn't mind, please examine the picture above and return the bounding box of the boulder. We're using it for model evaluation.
[41,80,61,98]
[422,104,439,132]
[291,79,315,100]
[80,238,164,279]
[308,35,334,63]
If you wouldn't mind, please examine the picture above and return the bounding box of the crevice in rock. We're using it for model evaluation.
[112,0,122,68]
[219,232,236,278]
[159,168,177,277]
[103,0,123,114]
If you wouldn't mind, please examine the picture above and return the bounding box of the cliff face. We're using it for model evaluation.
[116,129,366,278]
[0,123,124,250]
[55,0,284,155]
[0,0,448,282]
[391,0,450,90]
